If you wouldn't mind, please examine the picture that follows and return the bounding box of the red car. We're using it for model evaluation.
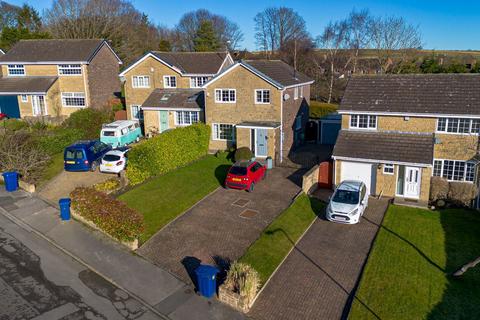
[225,160,266,192]
[0,113,8,120]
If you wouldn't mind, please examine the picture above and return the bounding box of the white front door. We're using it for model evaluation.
[32,95,46,116]
[404,167,421,198]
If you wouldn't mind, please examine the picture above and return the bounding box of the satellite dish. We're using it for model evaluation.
[284,93,290,101]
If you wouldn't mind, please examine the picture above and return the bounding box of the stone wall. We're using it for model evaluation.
[302,165,320,194]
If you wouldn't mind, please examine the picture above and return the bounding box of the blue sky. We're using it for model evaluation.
[8,0,480,50]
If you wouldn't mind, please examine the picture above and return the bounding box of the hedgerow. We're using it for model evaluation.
[126,123,210,185]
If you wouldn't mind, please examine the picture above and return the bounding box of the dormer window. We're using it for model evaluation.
[8,64,25,76]
[350,114,376,129]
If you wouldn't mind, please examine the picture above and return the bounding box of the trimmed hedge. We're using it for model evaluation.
[309,100,338,119]
[234,147,253,162]
[71,187,144,242]
[36,128,84,155]
[63,108,113,139]
[126,123,211,185]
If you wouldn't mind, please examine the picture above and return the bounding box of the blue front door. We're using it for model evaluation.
[256,129,268,157]
[159,111,169,132]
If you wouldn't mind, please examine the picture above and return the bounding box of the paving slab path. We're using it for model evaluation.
[248,197,390,320]
[138,167,304,283]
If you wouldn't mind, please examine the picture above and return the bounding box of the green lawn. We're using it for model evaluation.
[119,154,232,243]
[38,152,64,187]
[349,205,480,320]
[240,194,324,285]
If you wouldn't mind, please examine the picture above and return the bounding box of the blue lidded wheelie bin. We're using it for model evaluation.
[2,171,18,192]
[59,198,71,221]
[195,265,219,298]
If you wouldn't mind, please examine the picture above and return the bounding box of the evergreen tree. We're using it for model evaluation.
[193,20,220,52]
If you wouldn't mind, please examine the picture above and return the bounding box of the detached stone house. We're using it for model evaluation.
[0,39,122,119]
[119,51,234,135]
[203,60,313,163]
[333,74,480,204]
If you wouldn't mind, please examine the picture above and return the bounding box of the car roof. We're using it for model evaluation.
[102,120,138,129]
[68,140,98,148]
[233,160,256,168]
[105,150,125,156]
[338,180,363,192]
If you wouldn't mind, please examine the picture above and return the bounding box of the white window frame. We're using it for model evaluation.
[255,89,271,104]
[190,76,209,88]
[300,86,304,98]
[132,75,150,88]
[215,89,236,103]
[383,163,394,175]
[58,64,82,76]
[349,114,377,130]
[130,105,143,120]
[212,123,235,141]
[436,117,480,135]
[294,87,299,100]
[175,111,199,126]
[20,95,28,102]
[61,92,86,107]
[7,64,25,76]
[432,158,476,183]
[163,75,177,88]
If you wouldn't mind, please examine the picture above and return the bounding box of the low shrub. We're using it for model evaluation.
[94,178,121,193]
[448,182,478,207]
[70,187,144,242]
[126,123,210,185]
[35,127,84,155]
[1,119,29,131]
[430,176,449,202]
[234,147,253,162]
[224,261,261,305]
[63,108,113,139]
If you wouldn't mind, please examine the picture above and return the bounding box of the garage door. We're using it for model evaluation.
[340,161,376,195]
[320,121,341,145]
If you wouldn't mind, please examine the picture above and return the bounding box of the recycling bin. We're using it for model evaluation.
[59,198,71,221]
[2,171,18,192]
[195,264,219,298]
[266,156,273,170]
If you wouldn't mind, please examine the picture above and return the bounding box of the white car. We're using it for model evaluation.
[326,180,368,224]
[100,148,129,174]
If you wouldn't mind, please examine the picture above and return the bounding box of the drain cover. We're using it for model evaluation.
[232,198,250,207]
[240,209,259,219]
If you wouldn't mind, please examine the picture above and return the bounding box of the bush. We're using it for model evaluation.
[1,119,29,131]
[234,147,253,162]
[448,182,478,207]
[63,109,113,139]
[70,187,144,242]
[224,261,261,305]
[430,176,449,202]
[309,100,338,119]
[35,127,84,155]
[126,123,210,185]
[94,178,121,193]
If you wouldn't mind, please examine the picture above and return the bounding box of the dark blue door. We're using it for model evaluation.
[321,122,341,145]
[0,96,20,118]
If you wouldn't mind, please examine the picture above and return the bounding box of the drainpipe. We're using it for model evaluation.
[280,89,284,163]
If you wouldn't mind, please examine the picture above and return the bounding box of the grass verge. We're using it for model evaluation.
[240,194,324,285]
[118,153,232,243]
[349,205,480,320]
[38,152,64,188]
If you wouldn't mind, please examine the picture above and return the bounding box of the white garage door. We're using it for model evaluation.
[340,161,376,195]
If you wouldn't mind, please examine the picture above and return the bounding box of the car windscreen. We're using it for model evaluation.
[229,166,247,176]
[103,154,121,162]
[65,149,84,160]
[332,189,360,205]
[102,131,116,137]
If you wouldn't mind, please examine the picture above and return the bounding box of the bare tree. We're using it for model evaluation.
[368,15,422,73]
[0,1,20,29]
[346,9,371,74]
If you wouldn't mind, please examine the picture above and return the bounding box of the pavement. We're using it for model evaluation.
[0,188,244,320]
[137,167,304,283]
[248,196,390,320]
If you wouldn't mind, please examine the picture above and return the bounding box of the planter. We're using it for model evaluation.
[218,285,252,313]
[71,209,139,250]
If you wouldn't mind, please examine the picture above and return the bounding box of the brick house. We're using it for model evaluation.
[119,51,233,136]
[203,60,313,163]
[333,74,480,204]
[0,39,122,119]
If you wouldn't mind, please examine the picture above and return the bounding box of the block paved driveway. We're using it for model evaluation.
[138,167,304,283]
[249,197,390,320]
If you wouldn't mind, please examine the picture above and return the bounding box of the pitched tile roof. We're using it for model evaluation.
[151,51,228,74]
[141,89,204,110]
[0,76,58,94]
[340,74,480,116]
[0,39,108,63]
[244,60,313,87]
[333,130,434,165]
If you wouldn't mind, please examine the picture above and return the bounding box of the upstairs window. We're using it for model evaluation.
[8,64,25,76]
[255,89,270,104]
[350,114,376,129]
[62,92,85,107]
[437,117,480,134]
[190,76,209,88]
[163,75,177,88]
[215,89,236,103]
[132,76,150,88]
[294,87,299,100]
[58,64,82,75]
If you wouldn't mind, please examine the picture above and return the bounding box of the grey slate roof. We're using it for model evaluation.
[151,52,228,74]
[0,76,58,94]
[244,60,313,87]
[141,89,204,110]
[340,74,480,116]
[333,130,434,165]
[0,39,106,63]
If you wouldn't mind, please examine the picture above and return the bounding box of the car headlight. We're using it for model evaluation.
[350,208,358,215]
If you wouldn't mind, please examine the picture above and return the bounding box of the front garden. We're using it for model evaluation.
[349,205,480,319]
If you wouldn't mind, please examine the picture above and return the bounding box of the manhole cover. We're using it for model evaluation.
[232,198,250,207]
[240,209,259,219]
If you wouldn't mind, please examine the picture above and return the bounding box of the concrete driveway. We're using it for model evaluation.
[249,197,390,320]
[137,167,304,283]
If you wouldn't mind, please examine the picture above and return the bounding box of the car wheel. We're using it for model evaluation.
[90,161,97,172]
[248,182,255,192]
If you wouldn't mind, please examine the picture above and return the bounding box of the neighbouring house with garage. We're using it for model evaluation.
[119,51,234,136]
[203,60,313,164]
[333,74,480,205]
[0,39,122,119]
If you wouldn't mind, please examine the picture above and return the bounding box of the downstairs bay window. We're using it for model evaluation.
[212,123,235,141]
[433,159,476,182]
[175,111,199,125]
